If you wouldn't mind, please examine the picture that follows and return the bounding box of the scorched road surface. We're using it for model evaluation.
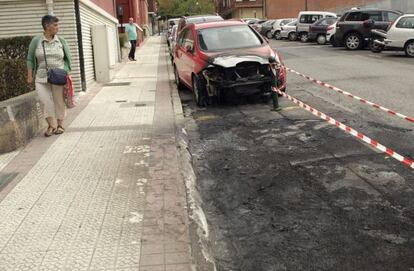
[177,40,414,270]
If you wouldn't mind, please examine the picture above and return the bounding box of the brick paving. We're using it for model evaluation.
[0,37,193,271]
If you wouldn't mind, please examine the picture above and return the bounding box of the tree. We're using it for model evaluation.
[158,0,215,18]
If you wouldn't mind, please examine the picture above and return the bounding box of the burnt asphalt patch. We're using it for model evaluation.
[179,85,414,270]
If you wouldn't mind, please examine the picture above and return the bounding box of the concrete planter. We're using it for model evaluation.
[0,91,45,154]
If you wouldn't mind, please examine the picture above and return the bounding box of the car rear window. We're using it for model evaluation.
[345,11,382,21]
[198,25,262,52]
[300,14,323,24]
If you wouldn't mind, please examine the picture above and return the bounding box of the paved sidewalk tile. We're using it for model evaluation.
[0,37,192,271]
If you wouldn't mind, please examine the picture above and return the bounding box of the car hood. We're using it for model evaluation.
[205,48,274,68]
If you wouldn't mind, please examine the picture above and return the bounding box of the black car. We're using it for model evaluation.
[309,17,337,44]
[334,8,402,50]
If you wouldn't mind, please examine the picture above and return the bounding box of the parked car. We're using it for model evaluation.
[327,21,338,46]
[271,18,296,40]
[173,20,287,106]
[168,25,178,59]
[259,20,276,38]
[309,17,338,44]
[334,8,402,50]
[371,14,414,57]
[176,14,224,34]
[167,18,180,46]
[297,11,337,42]
[251,19,267,32]
[281,20,298,41]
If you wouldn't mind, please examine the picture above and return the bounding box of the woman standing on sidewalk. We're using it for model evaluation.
[27,15,72,137]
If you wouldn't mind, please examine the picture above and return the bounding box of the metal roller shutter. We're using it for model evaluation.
[79,0,119,89]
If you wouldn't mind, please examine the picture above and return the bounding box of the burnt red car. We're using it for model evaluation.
[173,20,287,106]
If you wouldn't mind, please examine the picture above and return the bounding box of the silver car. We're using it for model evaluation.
[280,20,298,41]
[271,18,296,40]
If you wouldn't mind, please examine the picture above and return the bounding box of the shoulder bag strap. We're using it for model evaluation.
[41,40,49,71]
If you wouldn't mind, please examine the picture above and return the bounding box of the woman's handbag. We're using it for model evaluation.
[41,41,67,85]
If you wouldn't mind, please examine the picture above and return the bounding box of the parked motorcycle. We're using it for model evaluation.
[369,29,387,53]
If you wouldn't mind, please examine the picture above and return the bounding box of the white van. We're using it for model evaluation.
[297,11,337,42]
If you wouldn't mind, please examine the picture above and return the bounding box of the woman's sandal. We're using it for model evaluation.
[44,126,56,137]
[55,125,65,135]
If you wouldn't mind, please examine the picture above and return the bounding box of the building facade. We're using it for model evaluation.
[0,0,120,92]
[217,0,265,19]
[265,0,414,19]
[217,0,414,19]
[115,0,152,43]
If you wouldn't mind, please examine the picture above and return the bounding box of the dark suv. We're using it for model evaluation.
[334,8,402,50]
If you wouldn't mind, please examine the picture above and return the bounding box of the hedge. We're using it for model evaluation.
[0,36,33,102]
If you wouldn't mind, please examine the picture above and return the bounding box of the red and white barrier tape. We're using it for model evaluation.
[286,68,414,124]
[272,87,414,169]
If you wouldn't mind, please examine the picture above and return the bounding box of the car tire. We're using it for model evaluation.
[266,31,274,39]
[316,35,327,45]
[345,33,363,50]
[300,32,309,42]
[274,31,282,40]
[404,40,414,57]
[192,75,207,107]
[369,39,384,53]
[288,32,297,41]
[174,65,184,90]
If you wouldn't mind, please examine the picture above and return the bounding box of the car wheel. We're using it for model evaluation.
[404,41,414,57]
[369,39,384,53]
[300,32,309,42]
[275,31,282,40]
[288,32,297,41]
[345,33,363,50]
[266,31,273,39]
[174,65,184,90]
[316,35,327,45]
[192,75,207,107]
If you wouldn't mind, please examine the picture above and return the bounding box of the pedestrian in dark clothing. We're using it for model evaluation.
[125,17,137,61]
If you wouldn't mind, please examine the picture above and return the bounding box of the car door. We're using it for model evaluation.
[178,28,196,87]
[174,28,188,83]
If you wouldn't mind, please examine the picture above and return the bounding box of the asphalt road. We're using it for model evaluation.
[178,39,414,271]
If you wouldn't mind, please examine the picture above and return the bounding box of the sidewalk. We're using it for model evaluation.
[0,37,193,271]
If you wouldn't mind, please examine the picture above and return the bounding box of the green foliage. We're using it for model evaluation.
[0,36,33,102]
[0,59,33,101]
[158,0,215,18]
[119,33,128,48]
[0,36,32,59]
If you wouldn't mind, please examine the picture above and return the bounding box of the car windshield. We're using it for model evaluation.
[198,25,262,52]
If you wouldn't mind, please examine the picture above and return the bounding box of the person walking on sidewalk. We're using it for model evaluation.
[125,17,138,61]
[27,15,72,137]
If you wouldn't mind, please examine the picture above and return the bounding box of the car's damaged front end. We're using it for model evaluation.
[200,54,286,100]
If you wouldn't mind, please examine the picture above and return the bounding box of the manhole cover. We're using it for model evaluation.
[104,82,131,86]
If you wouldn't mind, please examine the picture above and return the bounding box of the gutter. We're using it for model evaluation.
[74,0,87,91]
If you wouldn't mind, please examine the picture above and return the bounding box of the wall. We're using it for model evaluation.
[0,0,82,93]
[234,7,264,19]
[265,0,414,19]
[91,0,116,16]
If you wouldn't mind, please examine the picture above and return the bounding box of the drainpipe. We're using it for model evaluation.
[74,0,87,91]
[46,0,54,15]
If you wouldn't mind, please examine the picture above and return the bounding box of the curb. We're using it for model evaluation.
[166,46,216,270]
